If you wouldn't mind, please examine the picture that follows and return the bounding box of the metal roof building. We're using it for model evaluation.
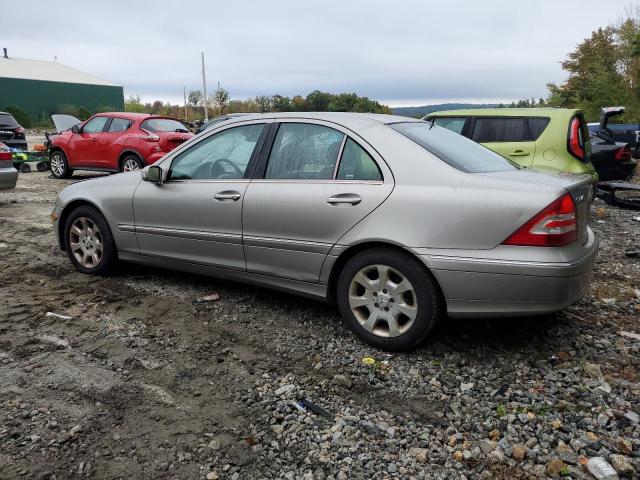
[0,49,124,121]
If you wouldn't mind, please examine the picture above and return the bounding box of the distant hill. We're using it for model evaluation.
[391,103,501,118]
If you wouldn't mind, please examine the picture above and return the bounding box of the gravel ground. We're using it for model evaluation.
[0,170,639,480]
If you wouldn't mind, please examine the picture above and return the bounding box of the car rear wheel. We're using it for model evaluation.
[121,155,144,172]
[50,150,73,179]
[64,206,116,275]
[337,248,442,351]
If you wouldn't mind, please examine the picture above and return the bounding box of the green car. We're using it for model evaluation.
[423,108,597,181]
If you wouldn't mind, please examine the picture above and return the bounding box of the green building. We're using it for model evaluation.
[0,49,124,121]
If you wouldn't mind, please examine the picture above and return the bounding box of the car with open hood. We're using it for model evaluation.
[51,113,598,351]
[48,112,193,178]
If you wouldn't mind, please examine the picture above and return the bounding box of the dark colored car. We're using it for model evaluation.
[195,113,250,134]
[0,112,27,150]
[588,107,638,181]
[48,112,193,178]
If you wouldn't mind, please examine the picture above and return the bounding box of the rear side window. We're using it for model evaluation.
[527,117,550,140]
[265,123,344,180]
[432,117,466,134]
[337,138,382,181]
[141,118,189,133]
[390,122,518,173]
[471,118,531,142]
[108,118,131,132]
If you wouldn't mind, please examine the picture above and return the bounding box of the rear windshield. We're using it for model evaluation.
[390,122,519,173]
[0,113,19,128]
[141,118,189,133]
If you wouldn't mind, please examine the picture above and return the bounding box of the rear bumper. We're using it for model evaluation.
[418,230,599,318]
[146,152,166,164]
[0,167,18,190]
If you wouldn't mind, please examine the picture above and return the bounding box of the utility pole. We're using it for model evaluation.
[201,52,208,122]
[183,86,188,121]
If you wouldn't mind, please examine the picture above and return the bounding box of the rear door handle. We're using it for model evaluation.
[509,150,530,157]
[214,190,241,201]
[327,193,362,206]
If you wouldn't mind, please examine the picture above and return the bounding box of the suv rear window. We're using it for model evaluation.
[390,122,518,173]
[141,118,189,133]
[0,113,20,128]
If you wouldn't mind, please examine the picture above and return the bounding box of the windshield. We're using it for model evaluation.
[141,118,189,133]
[390,122,519,173]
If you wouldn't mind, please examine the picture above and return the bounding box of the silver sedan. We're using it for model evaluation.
[51,113,598,351]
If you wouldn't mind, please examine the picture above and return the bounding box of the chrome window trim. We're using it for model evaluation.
[332,135,348,180]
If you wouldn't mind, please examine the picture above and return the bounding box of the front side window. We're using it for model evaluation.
[432,117,467,134]
[82,116,108,134]
[390,122,518,173]
[265,123,344,179]
[168,124,264,180]
[471,118,531,143]
[337,138,382,181]
[108,118,131,132]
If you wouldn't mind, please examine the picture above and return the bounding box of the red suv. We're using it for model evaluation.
[48,113,193,178]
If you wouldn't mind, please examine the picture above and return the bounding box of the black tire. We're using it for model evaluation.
[120,154,144,172]
[19,163,31,173]
[50,150,73,179]
[36,161,49,172]
[336,248,442,351]
[63,205,117,275]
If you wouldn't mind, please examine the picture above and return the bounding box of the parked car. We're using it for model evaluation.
[0,111,27,150]
[195,113,250,134]
[48,112,193,178]
[587,107,637,181]
[423,108,597,181]
[51,113,598,351]
[0,142,18,190]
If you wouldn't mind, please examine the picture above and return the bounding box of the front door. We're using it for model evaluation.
[132,122,267,270]
[470,117,536,167]
[242,121,394,283]
[68,116,109,168]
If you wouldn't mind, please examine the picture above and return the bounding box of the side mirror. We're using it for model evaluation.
[71,125,81,134]
[143,165,163,184]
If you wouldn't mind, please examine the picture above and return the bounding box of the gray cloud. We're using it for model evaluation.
[4,0,632,106]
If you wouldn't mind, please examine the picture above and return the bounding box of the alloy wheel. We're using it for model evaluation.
[348,264,418,338]
[123,158,140,172]
[50,154,65,176]
[69,217,104,269]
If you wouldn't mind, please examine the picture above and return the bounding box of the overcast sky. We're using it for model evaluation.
[4,0,636,107]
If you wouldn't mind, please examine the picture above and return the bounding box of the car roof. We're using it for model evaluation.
[92,112,155,120]
[426,108,580,118]
[210,112,421,129]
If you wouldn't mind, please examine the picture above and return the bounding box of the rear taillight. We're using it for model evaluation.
[502,193,577,247]
[568,117,585,160]
[614,145,631,161]
[14,126,25,134]
[0,150,11,161]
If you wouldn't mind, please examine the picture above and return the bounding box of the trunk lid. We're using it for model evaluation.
[481,169,593,245]
[599,107,625,132]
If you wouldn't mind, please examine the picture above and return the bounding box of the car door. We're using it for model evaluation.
[242,120,394,283]
[67,116,109,168]
[99,117,132,169]
[470,117,535,166]
[132,121,267,270]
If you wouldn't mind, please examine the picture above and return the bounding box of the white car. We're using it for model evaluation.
[0,142,18,190]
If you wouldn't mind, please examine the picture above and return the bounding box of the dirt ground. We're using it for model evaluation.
[1,170,639,480]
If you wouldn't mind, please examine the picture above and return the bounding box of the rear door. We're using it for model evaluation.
[68,116,109,167]
[98,117,132,168]
[242,120,394,283]
[470,117,535,166]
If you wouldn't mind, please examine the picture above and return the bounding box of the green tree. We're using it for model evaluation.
[211,86,230,115]
[188,90,203,107]
[3,105,32,128]
[306,90,332,111]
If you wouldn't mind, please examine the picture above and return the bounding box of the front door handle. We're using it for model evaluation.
[327,193,362,206]
[214,190,241,201]
[509,150,530,157]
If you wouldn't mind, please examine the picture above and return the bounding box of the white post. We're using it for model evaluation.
[183,86,188,120]
[201,52,208,122]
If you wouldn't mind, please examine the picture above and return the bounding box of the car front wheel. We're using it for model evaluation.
[64,206,116,275]
[337,248,442,351]
[50,150,73,179]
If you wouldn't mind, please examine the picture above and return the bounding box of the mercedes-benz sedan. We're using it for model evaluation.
[51,113,598,351]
